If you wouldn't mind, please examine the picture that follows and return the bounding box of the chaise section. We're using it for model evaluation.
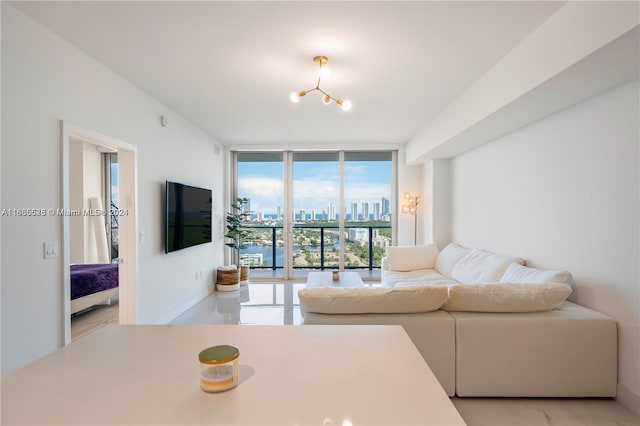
[450,301,617,397]
[302,310,456,396]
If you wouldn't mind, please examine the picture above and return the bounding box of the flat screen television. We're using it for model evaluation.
[165,181,212,253]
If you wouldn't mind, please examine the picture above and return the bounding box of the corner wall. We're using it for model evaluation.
[449,80,639,412]
[1,4,225,375]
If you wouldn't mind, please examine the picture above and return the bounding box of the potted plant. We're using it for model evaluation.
[224,197,251,284]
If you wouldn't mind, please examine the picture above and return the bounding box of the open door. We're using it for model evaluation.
[61,122,138,345]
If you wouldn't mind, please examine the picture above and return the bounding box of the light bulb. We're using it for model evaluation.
[341,99,352,111]
[322,95,332,105]
[290,90,306,103]
[319,66,330,79]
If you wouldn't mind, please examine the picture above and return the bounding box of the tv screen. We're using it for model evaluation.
[165,181,212,253]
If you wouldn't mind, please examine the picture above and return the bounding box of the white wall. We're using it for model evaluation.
[82,144,103,263]
[423,159,451,249]
[1,4,225,374]
[449,80,639,412]
[69,139,85,263]
[397,146,423,246]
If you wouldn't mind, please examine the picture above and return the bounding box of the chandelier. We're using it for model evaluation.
[290,56,352,111]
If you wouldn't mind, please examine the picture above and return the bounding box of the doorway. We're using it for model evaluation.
[61,122,137,345]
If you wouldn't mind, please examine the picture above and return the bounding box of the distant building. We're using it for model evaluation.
[382,197,390,216]
[311,210,316,221]
[257,211,263,222]
[350,202,358,221]
[348,228,367,242]
[362,202,369,221]
[277,206,282,220]
[328,203,336,220]
[374,202,381,220]
[240,253,263,267]
[373,239,390,249]
[299,209,306,222]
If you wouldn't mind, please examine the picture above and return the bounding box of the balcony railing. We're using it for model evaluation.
[239,224,391,271]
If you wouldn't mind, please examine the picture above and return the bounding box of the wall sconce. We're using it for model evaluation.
[401,192,420,245]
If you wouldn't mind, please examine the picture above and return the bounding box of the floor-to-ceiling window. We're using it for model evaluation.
[234,150,394,280]
[344,151,393,270]
[236,152,285,278]
[104,152,118,263]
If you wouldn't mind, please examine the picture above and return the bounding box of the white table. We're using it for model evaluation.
[306,270,365,288]
[2,325,466,425]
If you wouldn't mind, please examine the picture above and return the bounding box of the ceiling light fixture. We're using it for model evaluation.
[290,56,352,111]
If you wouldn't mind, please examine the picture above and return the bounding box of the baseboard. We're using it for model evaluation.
[616,382,640,415]
[152,285,211,325]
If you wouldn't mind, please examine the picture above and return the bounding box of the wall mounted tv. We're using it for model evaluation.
[165,181,212,253]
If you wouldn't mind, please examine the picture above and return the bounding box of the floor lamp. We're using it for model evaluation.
[401,192,420,245]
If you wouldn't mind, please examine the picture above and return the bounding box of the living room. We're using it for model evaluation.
[1,1,638,425]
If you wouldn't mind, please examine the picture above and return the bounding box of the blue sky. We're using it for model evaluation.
[238,160,391,215]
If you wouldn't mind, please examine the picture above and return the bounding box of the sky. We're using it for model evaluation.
[238,160,391,216]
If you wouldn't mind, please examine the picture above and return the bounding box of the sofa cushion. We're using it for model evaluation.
[395,280,456,287]
[386,244,440,271]
[442,283,572,313]
[382,268,453,287]
[435,243,471,277]
[500,262,573,285]
[451,249,525,283]
[298,286,449,315]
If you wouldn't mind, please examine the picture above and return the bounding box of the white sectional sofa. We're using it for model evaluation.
[299,243,617,398]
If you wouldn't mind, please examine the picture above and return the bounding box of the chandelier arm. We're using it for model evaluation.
[317,87,333,99]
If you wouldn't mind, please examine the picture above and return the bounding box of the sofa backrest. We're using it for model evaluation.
[435,243,471,277]
[385,243,440,271]
[450,248,525,283]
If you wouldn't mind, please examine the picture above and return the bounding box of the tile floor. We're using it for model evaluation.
[171,282,640,426]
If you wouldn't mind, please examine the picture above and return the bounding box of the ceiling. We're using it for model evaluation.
[13,1,565,147]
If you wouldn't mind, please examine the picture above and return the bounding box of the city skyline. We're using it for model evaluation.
[243,197,391,221]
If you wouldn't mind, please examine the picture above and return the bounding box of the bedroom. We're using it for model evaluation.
[68,138,120,340]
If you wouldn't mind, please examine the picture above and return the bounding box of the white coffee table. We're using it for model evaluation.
[2,324,465,425]
[306,270,364,288]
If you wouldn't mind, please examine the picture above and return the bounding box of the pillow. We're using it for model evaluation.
[386,244,439,272]
[442,283,572,312]
[450,248,525,283]
[435,243,471,277]
[500,263,573,285]
[298,285,448,315]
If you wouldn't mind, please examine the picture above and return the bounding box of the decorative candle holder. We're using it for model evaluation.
[332,270,339,281]
[199,345,239,393]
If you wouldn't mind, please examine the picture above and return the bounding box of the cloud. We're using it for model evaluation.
[238,170,391,214]
[238,177,283,212]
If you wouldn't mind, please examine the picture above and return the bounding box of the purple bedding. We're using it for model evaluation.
[70,264,119,300]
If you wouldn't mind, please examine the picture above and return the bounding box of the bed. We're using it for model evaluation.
[70,264,119,315]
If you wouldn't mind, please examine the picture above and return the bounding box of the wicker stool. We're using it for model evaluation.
[216,266,239,291]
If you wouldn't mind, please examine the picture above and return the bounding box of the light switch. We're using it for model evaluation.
[43,241,59,259]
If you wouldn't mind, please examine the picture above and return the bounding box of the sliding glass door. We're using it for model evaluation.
[292,152,340,278]
[233,150,394,280]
